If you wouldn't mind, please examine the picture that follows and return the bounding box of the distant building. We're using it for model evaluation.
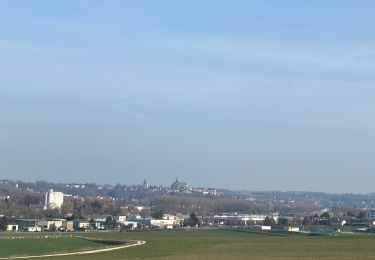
[65,221,74,231]
[44,189,64,210]
[284,226,300,232]
[114,216,127,222]
[123,221,138,229]
[7,224,18,232]
[74,219,90,230]
[171,177,188,191]
[213,213,278,226]
[26,226,42,232]
[366,209,375,221]
[206,188,219,196]
[331,219,347,227]
[143,179,149,189]
[260,226,272,230]
[15,219,39,230]
[38,219,64,230]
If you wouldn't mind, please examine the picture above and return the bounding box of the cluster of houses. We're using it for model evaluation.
[5,209,375,233]
[3,186,210,233]
[6,219,67,232]
[3,212,294,233]
[4,213,187,232]
[3,185,375,234]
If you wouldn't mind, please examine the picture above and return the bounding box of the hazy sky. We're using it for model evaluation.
[1,1,375,193]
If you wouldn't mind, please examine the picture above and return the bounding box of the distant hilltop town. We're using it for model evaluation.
[1,178,375,208]
[39,178,218,213]
[62,177,221,197]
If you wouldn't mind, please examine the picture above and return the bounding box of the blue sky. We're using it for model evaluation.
[1,1,375,193]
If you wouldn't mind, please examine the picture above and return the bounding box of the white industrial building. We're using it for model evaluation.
[213,213,279,226]
[44,189,64,210]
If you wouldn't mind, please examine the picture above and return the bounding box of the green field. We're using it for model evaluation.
[0,236,108,258]
[1,229,375,259]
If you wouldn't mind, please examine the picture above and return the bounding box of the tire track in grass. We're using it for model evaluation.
[0,239,146,259]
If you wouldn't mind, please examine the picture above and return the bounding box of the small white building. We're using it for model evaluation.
[123,221,138,229]
[6,225,18,231]
[261,225,272,230]
[26,226,42,232]
[114,216,127,222]
[284,226,300,232]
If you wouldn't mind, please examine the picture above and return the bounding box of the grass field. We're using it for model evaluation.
[1,229,375,259]
[0,236,108,258]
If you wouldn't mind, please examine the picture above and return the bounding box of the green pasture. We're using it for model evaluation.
[0,236,107,258]
[1,229,375,259]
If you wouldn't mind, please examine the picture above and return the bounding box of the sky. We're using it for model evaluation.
[1,1,375,193]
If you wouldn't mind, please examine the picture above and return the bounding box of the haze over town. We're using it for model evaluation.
[1,1,375,193]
